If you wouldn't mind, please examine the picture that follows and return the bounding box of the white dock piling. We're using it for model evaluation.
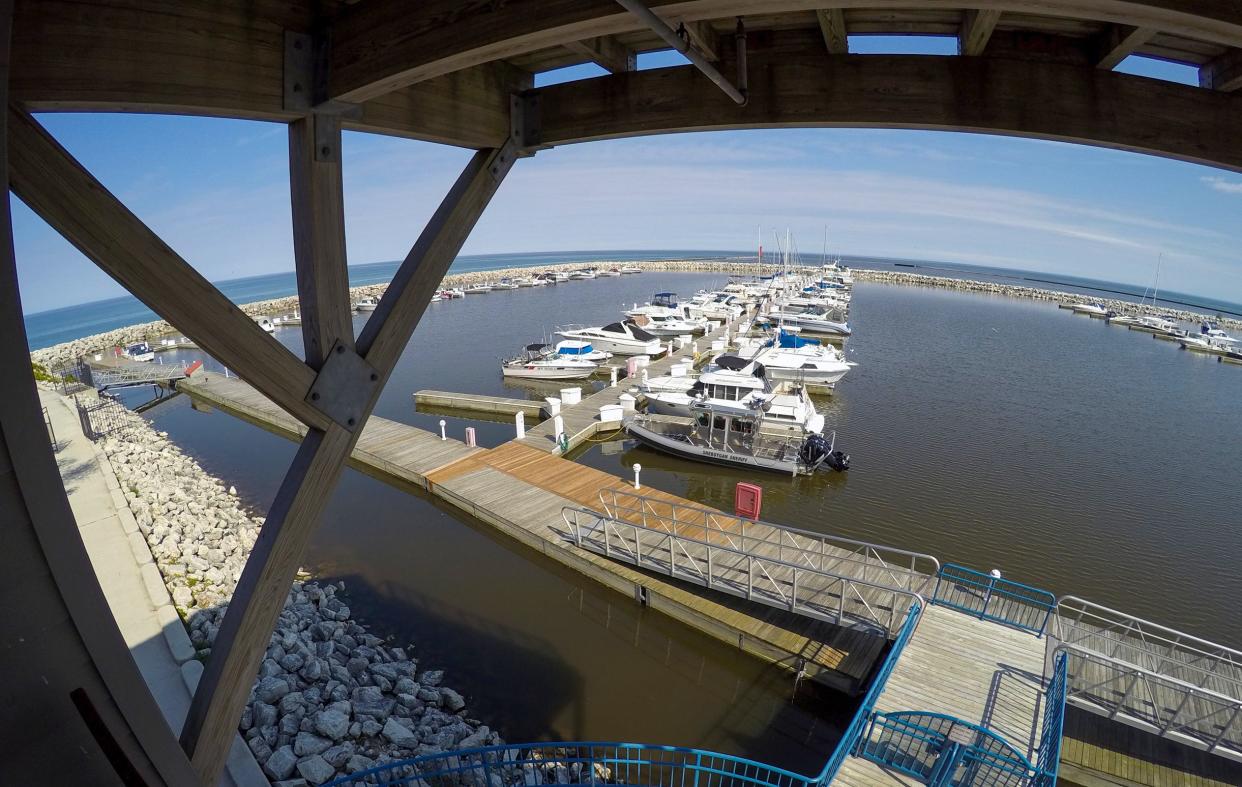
[514,411,526,439]
[633,463,642,489]
[439,419,447,440]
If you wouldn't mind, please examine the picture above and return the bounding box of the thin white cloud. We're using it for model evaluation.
[1201,176,1242,194]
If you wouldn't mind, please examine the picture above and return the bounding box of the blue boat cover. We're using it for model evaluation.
[778,329,820,348]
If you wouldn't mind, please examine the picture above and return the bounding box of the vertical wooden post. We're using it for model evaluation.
[182,145,518,783]
[289,114,354,368]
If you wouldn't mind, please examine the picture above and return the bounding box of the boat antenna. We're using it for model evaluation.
[1152,252,1164,308]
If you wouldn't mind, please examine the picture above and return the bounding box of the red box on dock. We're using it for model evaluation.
[735,482,763,520]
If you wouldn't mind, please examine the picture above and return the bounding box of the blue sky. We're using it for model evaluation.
[11,38,1242,314]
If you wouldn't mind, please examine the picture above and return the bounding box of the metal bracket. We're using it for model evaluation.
[490,92,547,183]
[285,30,362,162]
[304,339,380,431]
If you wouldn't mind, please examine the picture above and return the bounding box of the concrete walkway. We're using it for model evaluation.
[42,389,266,787]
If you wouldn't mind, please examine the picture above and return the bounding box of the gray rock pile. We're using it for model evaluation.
[99,404,500,785]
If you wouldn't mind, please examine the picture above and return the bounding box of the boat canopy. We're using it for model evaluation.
[713,355,766,378]
[652,292,679,308]
[610,321,657,341]
[524,343,550,353]
[778,330,821,348]
[558,342,594,355]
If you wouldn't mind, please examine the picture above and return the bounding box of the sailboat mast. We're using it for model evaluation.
[1152,252,1164,308]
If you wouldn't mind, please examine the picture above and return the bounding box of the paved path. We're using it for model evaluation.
[42,389,264,787]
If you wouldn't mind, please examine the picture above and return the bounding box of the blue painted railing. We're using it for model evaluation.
[323,741,823,787]
[932,564,1056,635]
[816,600,923,782]
[1033,651,1069,787]
[325,602,925,787]
[859,711,1035,785]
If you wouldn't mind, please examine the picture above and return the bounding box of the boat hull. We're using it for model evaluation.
[502,365,595,380]
[625,420,807,475]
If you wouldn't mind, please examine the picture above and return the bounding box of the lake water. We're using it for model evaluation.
[137,273,1242,773]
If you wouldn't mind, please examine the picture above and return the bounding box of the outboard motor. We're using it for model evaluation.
[799,433,850,472]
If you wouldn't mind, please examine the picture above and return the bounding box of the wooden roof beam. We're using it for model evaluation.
[564,36,636,73]
[324,1,1242,102]
[1094,24,1158,70]
[816,9,849,54]
[1200,48,1242,92]
[534,49,1242,173]
[960,9,1002,56]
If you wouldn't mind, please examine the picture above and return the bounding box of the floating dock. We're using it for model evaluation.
[414,390,549,420]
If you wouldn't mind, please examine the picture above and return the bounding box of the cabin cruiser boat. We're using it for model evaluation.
[354,297,379,312]
[554,340,613,363]
[1106,312,1141,326]
[440,288,465,299]
[550,271,571,283]
[464,283,491,294]
[734,330,853,389]
[620,264,642,274]
[1221,349,1242,365]
[569,269,597,280]
[1070,301,1108,316]
[558,321,664,356]
[688,291,746,321]
[598,268,622,277]
[640,356,825,436]
[122,342,155,362]
[512,276,536,287]
[626,293,711,334]
[764,305,851,337]
[1131,314,1179,334]
[492,279,520,290]
[624,399,848,475]
[254,316,276,332]
[501,344,597,379]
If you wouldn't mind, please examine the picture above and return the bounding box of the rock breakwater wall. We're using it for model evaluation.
[97,400,500,784]
[30,259,1240,370]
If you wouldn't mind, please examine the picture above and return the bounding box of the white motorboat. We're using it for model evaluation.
[735,330,854,389]
[620,264,642,274]
[429,293,442,304]
[554,340,613,363]
[641,355,825,437]
[122,341,155,362]
[626,292,710,334]
[254,316,276,332]
[440,288,465,299]
[1070,301,1108,316]
[625,399,848,475]
[764,306,851,337]
[513,276,536,287]
[550,271,571,283]
[1106,313,1141,326]
[501,344,597,380]
[558,321,663,356]
[569,269,597,280]
[354,297,379,311]
[687,291,745,321]
[492,279,520,290]
[464,283,491,294]
[598,268,622,277]
[1130,314,1179,334]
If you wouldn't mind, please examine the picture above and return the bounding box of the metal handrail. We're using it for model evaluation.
[933,564,1056,636]
[860,711,1037,784]
[817,601,922,783]
[1051,643,1242,758]
[324,740,823,787]
[563,506,924,637]
[1053,596,1242,692]
[1034,651,1068,786]
[597,488,940,595]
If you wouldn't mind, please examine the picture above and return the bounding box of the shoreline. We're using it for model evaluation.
[29,259,1241,371]
[68,389,501,783]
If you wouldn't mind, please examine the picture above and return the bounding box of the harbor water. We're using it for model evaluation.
[136,272,1241,773]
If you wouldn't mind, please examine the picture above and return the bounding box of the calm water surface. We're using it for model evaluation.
[142,274,1242,771]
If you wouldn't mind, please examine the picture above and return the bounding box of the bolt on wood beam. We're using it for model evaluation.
[816,9,848,54]
[289,114,354,369]
[564,36,636,73]
[1094,24,1157,70]
[959,9,1002,56]
[1200,47,1242,91]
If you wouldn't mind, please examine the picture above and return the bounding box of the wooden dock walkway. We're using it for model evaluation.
[178,371,886,694]
[414,389,548,419]
[834,605,1048,786]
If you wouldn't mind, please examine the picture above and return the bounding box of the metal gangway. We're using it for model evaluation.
[572,490,1242,766]
[1048,597,1242,762]
[84,357,192,391]
[561,489,939,637]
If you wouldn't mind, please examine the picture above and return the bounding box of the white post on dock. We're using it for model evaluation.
[439,419,447,441]
[633,463,642,490]
[514,411,526,440]
[464,427,477,447]
[667,339,675,356]
[609,366,618,386]
[553,414,565,449]
[641,369,648,385]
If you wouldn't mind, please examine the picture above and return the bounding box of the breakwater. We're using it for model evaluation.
[89,394,500,784]
[29,259,1240,371]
